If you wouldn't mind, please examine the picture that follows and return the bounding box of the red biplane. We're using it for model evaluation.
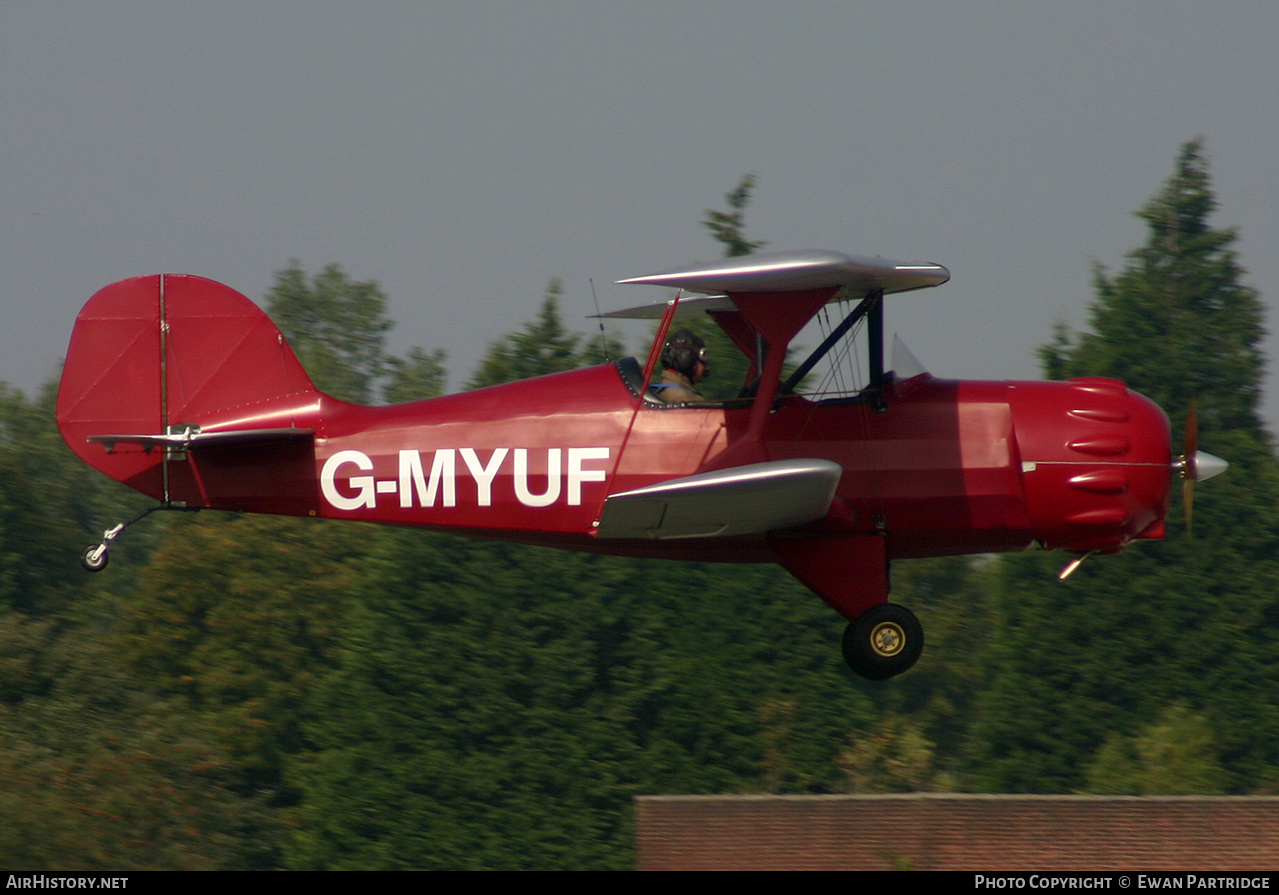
[56,251,1226,679]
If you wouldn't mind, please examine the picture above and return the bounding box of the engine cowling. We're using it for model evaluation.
[1009,378,1173,553]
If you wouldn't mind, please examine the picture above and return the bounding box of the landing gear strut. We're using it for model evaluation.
[78,503,199,573]
[842,603,923,681]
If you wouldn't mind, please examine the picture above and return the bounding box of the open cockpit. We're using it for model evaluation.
[602,250,950,412]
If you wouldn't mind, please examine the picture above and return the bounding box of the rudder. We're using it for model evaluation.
[57,274,321,504]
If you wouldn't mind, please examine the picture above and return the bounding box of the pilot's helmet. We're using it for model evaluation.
[662,329,709,379]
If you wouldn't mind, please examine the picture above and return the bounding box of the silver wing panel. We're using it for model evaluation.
[616,249,949,296]
[595,458,843,540]
[595,294,736,321]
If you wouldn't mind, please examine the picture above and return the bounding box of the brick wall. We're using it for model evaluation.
[635,794,1279,870]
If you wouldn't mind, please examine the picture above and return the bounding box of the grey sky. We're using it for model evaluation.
[4,2,1277,428]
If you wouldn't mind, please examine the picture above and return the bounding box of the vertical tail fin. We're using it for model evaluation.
[57,275,321,509]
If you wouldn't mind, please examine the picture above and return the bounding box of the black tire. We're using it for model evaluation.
[842,603,923,681]
[80,545,109,573]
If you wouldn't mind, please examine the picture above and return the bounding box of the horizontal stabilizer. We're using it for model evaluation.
[88,427,314,454]
[596,458,842,540]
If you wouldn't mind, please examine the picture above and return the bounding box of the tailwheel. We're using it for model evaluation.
[73,503,202,573]
[842,603,923,681]
[80,544,109,572]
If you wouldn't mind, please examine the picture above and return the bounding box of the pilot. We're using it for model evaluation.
[651,329,709,403]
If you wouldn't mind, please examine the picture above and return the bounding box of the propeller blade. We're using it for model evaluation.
[1184,401,1198,478]
[1183,401,1198,535]
[1183,476,1194,536]
[1173,402,1229,536]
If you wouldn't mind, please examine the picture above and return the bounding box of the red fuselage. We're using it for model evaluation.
[159,361,1169,564]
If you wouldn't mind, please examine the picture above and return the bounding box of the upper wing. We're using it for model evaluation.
[602,249,949,320]
[615,249,949,295]
[595,458,842,540]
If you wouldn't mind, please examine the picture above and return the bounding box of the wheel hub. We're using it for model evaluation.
[870,621,905,657]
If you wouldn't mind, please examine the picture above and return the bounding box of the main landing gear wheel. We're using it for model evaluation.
[842,603,923,681]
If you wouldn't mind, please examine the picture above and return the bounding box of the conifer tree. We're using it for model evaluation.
[1039,139,1265,436]
[966,141,1279,793]
[704,174,767,258]
[466,279,586,389]
[383,346,448,404]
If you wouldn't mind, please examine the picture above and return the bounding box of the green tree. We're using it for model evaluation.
[1038,139,1265,437]
[117,514,361,802]
[267,262,396,404]
[0,382,148,614]
[858,556,997,783]
[467,280,587,389]
[384,346,449,404]
[1083,703,1230,794]
[290,531,871,869]
[0,615,277,869]
[838,712,953,793]
[267,262,451,405]
[0,376,276,866]
[0,385,82,613]
[964,141,1279,793]
[704,174,767,257]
